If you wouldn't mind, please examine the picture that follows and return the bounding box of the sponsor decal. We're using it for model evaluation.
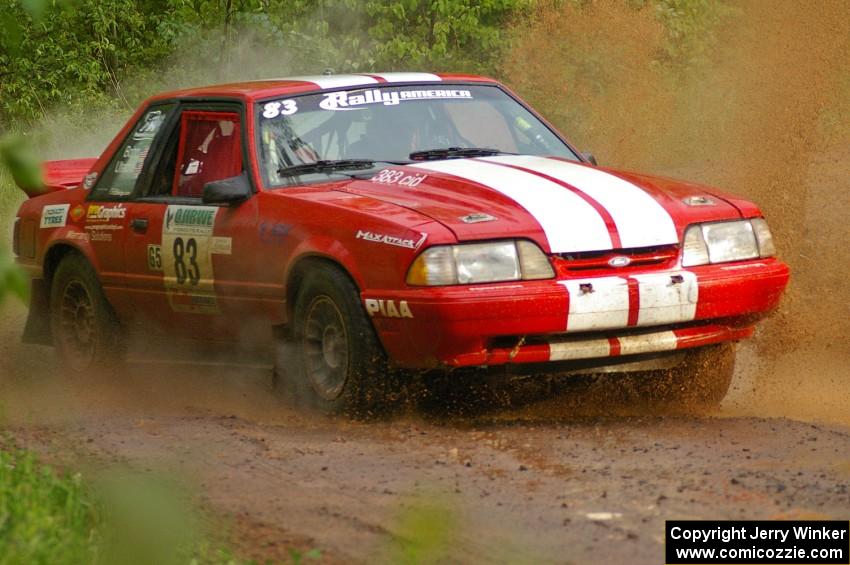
[87,204,127,222]
[70,205,85,221]
[89,231,113,242]
[164,206,216,235]
[40,204,70,229]
[371,169,427,187]
[83,223,122,243]
[258,222,291,243]
[133,110,165,141]
[459,213,496,224]
[210,236,232,255]
[83,172,98,189]
[162,205,220,314]
[170,293,218,309]
[86,224,119,242]
[364,299,413,319]
[147,244,163,272]
[319,89,472,111]
[67,231,90,241]
[356,229,426,249]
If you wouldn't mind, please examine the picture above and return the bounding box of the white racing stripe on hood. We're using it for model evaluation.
[374,72,441,82]
[481,156,678,248]
[287,75,379,89]
[412,159,613,253]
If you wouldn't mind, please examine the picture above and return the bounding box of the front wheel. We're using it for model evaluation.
[49,253,125,373]
[274,263,397,415]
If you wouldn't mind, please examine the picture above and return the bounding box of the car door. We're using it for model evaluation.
[121,102,264,340]
[84,103,176,319]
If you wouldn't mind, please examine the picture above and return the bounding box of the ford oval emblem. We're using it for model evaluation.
[608,255,631,268]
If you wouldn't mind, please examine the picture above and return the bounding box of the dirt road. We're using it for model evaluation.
[3,304,850,564]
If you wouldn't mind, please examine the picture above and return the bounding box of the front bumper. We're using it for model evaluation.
[364,258,789,369]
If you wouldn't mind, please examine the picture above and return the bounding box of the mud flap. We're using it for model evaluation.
[21,279,52,346]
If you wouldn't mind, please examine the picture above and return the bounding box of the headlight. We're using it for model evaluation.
[750,218,776,256]
[682,219,776,267]
[407,240,554,286]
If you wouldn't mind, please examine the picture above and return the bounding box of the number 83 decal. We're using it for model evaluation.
[161,204,220,314]
[145,242,198,285]
[172,237,200,285]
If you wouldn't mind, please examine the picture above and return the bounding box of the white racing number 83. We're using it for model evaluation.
[262,100,298,119]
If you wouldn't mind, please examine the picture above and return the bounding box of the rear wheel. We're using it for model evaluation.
[274,263,397,415]
[632,343,735,409]
[49,253,125,373]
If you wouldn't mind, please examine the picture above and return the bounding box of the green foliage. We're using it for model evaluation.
[0,135,36,305]
[0,0,528,127]
[365,0,529,72]
[0,251,29,303]
[288,547,322,564]
[386,496,456,563]
[0,443,266,565]
[0,445,100,565]
[0,135,42,193]
[95,471,204,565]
[0,0,172,126]
[652,0,735,67]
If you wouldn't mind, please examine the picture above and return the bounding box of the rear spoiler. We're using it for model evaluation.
[20,158,98,198]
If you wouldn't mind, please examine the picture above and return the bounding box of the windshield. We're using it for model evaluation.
[256,84,579,187]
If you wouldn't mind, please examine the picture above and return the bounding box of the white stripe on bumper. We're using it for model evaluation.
[412,159,613,253]
[633,272,698,326]
[546,329,678,361]
[618,330,678,356]
[559,277,629,332]
[549,337,611,361]
[559,272,698,332]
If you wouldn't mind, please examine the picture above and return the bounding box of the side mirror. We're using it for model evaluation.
[202,173,251,205]
[581,152,598,166]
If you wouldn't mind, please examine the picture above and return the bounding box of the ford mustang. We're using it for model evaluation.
[12,72,790,413]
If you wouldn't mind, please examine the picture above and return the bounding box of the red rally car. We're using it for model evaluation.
[13,72,789,413]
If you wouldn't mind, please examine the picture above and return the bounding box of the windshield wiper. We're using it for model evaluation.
[277,159,378,177]
[409,147,514,161]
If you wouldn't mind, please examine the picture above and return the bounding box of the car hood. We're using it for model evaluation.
[334,155,745,254]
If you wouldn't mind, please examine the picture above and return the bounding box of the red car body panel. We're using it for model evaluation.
[13,73,790,371]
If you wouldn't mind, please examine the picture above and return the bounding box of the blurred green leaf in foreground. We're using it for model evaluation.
[0,134,43,195]
[0,134,41,304]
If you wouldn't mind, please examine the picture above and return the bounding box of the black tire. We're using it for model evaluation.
[274,262,396,415]
[49,252,125,373]
[631,343,735,410]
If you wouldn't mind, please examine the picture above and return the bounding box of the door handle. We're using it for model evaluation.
[130,218,149,233]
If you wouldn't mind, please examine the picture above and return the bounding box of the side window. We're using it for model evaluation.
[91,104,175,199]
[172,111,243,198]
